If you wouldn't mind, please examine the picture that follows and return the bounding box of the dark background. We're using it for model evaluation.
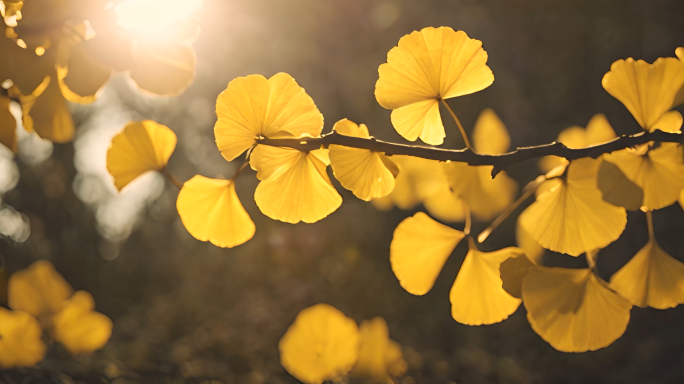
[2,1,684,383]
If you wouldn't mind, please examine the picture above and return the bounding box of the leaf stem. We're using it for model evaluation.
[161,168,183,189]
[440,98,473,151]
[463,203,472,236]
[646,210,655,242]
[477,175,545,243]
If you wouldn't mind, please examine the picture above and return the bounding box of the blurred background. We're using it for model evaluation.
[2,0,684,383]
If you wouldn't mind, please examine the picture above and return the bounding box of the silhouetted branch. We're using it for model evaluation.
[257,129,684,176]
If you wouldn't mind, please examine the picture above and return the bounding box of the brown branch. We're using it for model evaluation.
[257,129,683,177]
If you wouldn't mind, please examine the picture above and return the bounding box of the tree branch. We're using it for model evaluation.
[257,129,684,176]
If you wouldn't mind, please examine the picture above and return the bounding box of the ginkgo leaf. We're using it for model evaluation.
[8,260,74,319]
[176,175,255,248]
[329,119,398,201]
[57,41,111,104]
[52,291,113,355]
[651,110,683,133]
[499,251,536,299]
[130,40,196,96]
[443,162,518,221]
[610,239,684,309]
[520,158,627,256]
[375,27,494,145]
[25,74,74,143]
[250,145,342,224]
[450,241,522,325]
[0,308,46,368]
[279,303,360,384]
[523,266,631,353]
[604,143,684,210]
[106,120,177,191]
[515,218,544,264]
[0,95,17,152]
[390,212,465,295]
[539,114,616,174]
[351,317,407,381]
[472,108,509,156]
[422,185,466,223]
[597,158,644,211]
[602,57,684,129]
[0,34,52,95]
[215,73,323,162]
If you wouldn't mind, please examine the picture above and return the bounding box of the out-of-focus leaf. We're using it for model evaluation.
[0,308,46,368]
[0,95,17,152]
[52,291,113,354]
[8,260,74,320]
[351,317,407,381]
[130,40,195,96]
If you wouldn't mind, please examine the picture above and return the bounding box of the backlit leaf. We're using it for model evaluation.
[58,42,111,104]
[520,158,627,256]
[450,241,522,325]
[130,40,195,96]
[25,74,74,143]
[390,212,465,295]
[604,143,684,210]
[523,266,631,352]
[106,120,177,191]
[329,119,398,201]
[515,218,544,264]
[610,239,684,309]
[215,73,323,162]
[0,308,45,368]
[177,175,255,248]
[602,57,684,129]
[8,260,73,319]
[250,145,342,224]
[0,95,17,152]
[52,291,113,354]
[651,110,683,133]
[279,304,360,384]
[472,108,509,156]
[375,27,494,145]
[597,158,644,211]
[500,251,536,299]
[351,317,407,381]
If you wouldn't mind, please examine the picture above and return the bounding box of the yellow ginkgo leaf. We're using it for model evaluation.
[523,266,631,352]
[0,34,52,95]
[279,303,360,384]
[602,57,684,129]
[130,40,195,96]
[421,184,466,223]
[106,120,177,191]
[499,251,536,299]
[25,74,74,143]
[58,42,111,104]
[520,158,627,256]
[539,114,616,174]
[250,145,342,224]
[351,317,407,382]
[390,212,465,295]
[329,119,399,201]
[0,308,46,368]
[375,27,494,145]
[472,108,509,156]
[176,175,255,248]
[610,239,684,309]
[596,159,644,211]
[52,291,113,355]
[450,240,522,325]
[443,162,517,221]
[604,143,684,210]
[215,73,323,162]
[651,110,683,133]
[8,259,74,319]
[515,218,544,264]
[0,95,17,152]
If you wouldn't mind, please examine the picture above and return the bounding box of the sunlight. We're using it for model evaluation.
[115,0,202,36]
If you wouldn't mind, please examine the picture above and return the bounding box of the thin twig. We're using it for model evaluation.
[441,98,473,151]
[162,168,183,189]
[257,129,683,177]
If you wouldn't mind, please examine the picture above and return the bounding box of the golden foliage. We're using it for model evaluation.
[450,240,522,325]
[602,57,684,129]
[250,145,342,224]
[214,73,323,162]
[279,304,360,384]
[520,158,627,256]
[176,175,255,248]
[523,266,631,352]
[329,119,399,201]
[375,27,493,145]
[53,291,113,355]
[352,317,407,382]
[390,212,465,295]
[8,259,74,320]
[610,238,684,309]
[0,308,46,368]
[107,120,177,191]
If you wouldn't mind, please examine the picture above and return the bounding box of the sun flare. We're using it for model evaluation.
[115,0,203,36]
